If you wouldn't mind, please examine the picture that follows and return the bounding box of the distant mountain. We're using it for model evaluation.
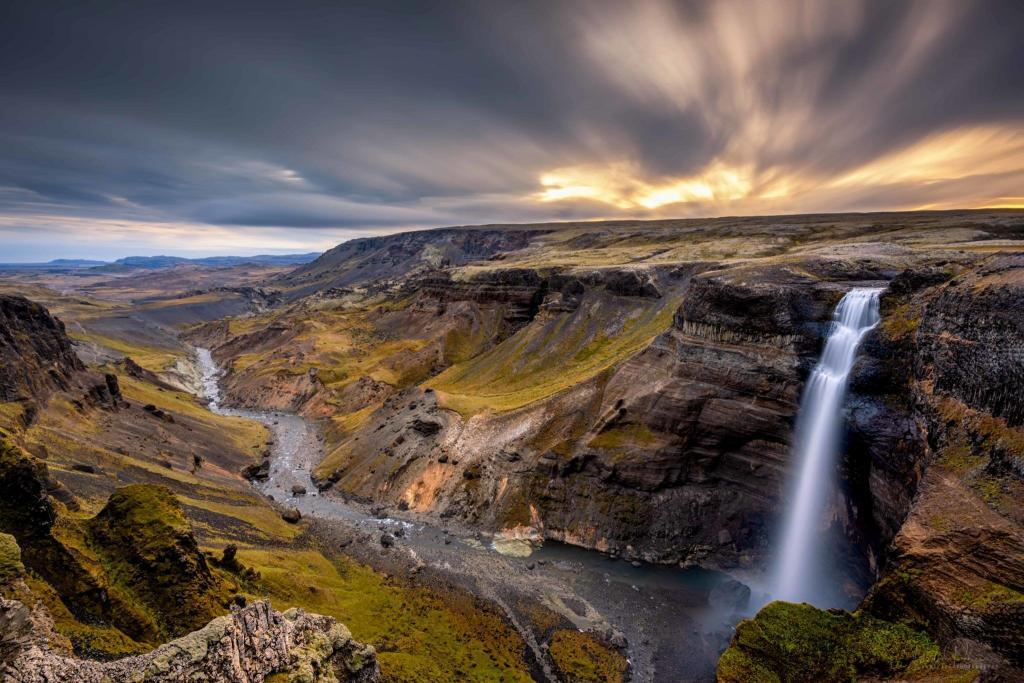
[106,253,321,269]
[0,258,108,270]
[48,258,109,267]
[191,253,322,267]
[0,253,321,272]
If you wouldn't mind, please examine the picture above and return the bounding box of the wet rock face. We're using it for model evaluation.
[673,271,839,354]
[1,598,380,683]
[922,254,1024,427]
[0,295,83,402]
[845,255,1024,670]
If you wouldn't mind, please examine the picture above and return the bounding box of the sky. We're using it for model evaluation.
[1,0,1023,261]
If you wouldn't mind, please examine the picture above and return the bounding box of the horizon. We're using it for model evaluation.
[2,1,1023,260]
[4,206,1023,264]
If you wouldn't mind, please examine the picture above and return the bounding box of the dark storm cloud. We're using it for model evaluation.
[0,0,1022,258]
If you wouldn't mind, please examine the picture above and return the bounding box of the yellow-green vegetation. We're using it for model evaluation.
[932,396,1024,517]
[236,547,535,682]
[430,294,680,415]
[717,601,944,683]
[0,532,24,585]
[225,297,443,396]
[23,573,147,659]
[587,423,659,450]
[115,371,268,451]
[70,330,181,373]
[85,484,230,639]
[180,495,304,543]
[882,303,921,340]
[548,629,628,683]
[442,308,506,365]
[954,579,1024,610]
[0,401,25,432]
[0,438,223,655]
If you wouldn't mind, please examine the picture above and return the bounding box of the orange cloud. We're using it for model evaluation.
[535,124,1024,214]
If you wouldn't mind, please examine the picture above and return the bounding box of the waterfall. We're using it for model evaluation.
[773,287,882,606]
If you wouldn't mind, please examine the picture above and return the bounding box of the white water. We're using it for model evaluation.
[773,288,882,606]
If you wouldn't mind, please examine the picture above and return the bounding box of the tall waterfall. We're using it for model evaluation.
[773,287,882,606]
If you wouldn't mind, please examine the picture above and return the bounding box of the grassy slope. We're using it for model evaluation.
[0,294,551,681]
[428,292,680,416]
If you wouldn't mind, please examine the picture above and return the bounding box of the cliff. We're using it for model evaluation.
[0,295,83,403]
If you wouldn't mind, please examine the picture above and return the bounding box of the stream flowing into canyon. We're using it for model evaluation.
[773,288,882,606]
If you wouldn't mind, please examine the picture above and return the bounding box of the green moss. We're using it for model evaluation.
[936,441,986,476]
[717,602,941,683]
[881,303,920,340]
[86,484,229,640]
[0,532,25,584]
[548,629,628,683]
[954,580,1024,610]
[22,573,148,659]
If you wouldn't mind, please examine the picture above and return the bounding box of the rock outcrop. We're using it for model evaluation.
[0,439,234,653]
[1,598,379,683]
[0,295,83,402]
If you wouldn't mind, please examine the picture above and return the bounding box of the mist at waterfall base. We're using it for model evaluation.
[770,288,883,609]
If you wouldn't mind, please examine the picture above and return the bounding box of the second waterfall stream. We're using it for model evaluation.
[773,287,883,606]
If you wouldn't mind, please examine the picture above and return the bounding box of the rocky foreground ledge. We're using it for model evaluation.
[0,598,379,683]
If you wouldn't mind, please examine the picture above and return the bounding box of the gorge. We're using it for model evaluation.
[2,210,1023,682]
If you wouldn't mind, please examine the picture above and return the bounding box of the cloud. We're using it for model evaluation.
[0,0,1021,259]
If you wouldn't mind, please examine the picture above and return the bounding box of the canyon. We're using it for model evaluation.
[1,209,1023,681]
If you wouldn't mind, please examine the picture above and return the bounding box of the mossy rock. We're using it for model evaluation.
[87,484,229,639]
[717,601,941,683]
[0,532,25,585]
[549,629,628,683]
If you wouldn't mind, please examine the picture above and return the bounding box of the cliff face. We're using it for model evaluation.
[306,260,885,569]
[199,214,1024,674]
[526,268,842,566]
[718,255,1024,679]
[0,439,234,652]
[0,295,83,402]
[848,254,1024,670]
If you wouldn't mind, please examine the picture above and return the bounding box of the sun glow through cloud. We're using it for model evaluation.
[535,124,1024,215]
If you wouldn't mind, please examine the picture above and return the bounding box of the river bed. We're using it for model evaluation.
[195,347,750,681]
